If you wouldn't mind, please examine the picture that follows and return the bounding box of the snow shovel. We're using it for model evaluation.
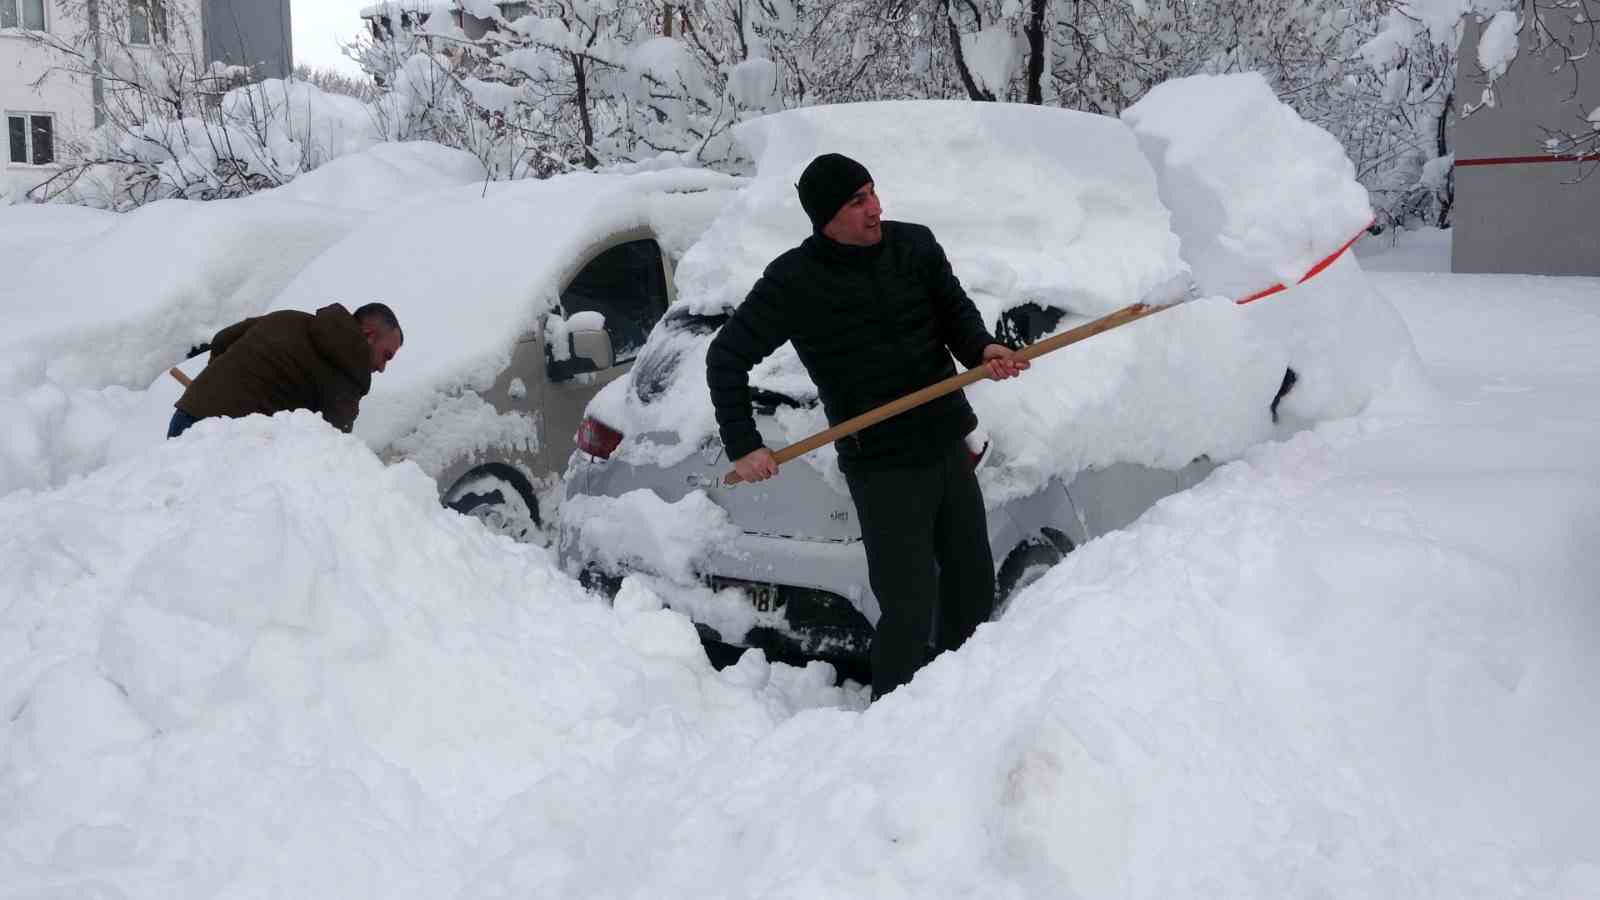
[721,301,1169,486]
[718,217,1374,487]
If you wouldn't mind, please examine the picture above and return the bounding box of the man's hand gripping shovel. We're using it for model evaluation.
[721,301,1169,486]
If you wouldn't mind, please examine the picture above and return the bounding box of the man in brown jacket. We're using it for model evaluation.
[167,302,403,438]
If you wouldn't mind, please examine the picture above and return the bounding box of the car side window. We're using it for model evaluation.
[548,239,669,382]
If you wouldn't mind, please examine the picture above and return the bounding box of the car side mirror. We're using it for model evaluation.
[570,327,614,371]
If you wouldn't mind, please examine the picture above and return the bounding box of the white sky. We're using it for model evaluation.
[291,0,373,78]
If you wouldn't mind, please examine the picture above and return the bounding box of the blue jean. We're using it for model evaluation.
[167,409,201,439]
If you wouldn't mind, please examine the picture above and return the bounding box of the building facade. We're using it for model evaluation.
[1,0,289,200]
[204,0,290,82]
[1451,13,1600,276]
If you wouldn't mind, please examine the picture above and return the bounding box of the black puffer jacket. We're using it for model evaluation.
[706,221,996,472]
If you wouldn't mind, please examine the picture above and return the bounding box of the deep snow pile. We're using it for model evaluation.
[0,413,857,897]
[1123,72,1374,300]
[3,269,1598,897]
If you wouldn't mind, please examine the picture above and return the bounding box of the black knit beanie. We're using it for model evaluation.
[796,153,873,232]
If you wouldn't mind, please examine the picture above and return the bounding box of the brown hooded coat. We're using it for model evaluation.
[175,303,372,433]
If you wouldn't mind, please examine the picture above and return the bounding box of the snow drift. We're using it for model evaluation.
[0,414,857,897]
[4,265,1599,897]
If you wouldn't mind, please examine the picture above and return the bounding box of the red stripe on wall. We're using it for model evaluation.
[1455,153,1600,167]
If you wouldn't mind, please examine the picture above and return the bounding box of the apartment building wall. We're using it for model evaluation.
[1,1,91,197]
[2,0,289,201]
[1451,14,1600,276]
[204,0,291,80]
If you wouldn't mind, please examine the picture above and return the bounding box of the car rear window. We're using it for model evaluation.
[632,309,730,404]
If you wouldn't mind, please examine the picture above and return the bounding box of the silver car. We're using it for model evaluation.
[432,233,683,542]
[559,301,1216,678]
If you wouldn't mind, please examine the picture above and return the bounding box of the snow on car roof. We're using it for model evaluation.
[265,167,742,449]
[676,100,1191,326]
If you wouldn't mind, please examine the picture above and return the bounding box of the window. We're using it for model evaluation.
[7,113,54,166]
[498,2,532,20]
[548,239,670,382]
[129,0,166,45]
[1,0,47,31]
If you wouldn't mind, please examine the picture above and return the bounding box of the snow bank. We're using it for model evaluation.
[0,205,117,273]
[1123,72,1374,300]
[476,274,1600,898]
[2,268,1598,898]
[0,413,857,897]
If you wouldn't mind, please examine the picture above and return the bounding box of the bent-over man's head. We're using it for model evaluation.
[354,302,403,373]
[797,153,881,247]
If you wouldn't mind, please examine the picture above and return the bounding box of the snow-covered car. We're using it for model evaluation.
[557,83,1415,676]
[562,303,1217,674]
[161,167,743,539]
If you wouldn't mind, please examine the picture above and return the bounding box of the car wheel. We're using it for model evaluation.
[995,527,1074,611]
[443,463,542,543]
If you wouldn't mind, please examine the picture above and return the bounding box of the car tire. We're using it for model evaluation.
[995,527,1074,611]
[443,463,542,543]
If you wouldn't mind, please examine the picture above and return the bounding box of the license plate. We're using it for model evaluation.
[711,576,782,613]
[747,582,780,613]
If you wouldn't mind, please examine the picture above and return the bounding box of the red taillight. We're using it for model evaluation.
[576,416,624,459]
[967,438,989,470]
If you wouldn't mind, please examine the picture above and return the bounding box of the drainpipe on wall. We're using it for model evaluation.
[89,0,105,126]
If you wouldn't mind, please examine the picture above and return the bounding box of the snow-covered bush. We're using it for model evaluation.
[21,4,381,209]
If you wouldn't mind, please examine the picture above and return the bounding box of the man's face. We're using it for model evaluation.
[822,182,882,246]
[366,327,402,373]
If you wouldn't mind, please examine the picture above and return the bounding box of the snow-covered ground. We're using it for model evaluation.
[3,221,1597,896]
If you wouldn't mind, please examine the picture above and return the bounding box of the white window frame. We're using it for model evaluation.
[129,0,166,45]
[6,111,55,167]
[0,0,49,32]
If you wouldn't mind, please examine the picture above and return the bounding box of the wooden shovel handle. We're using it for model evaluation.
[722,301,1167,486]
[168,367,193,388]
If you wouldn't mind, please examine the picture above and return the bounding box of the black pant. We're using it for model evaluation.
[845,439,995,699]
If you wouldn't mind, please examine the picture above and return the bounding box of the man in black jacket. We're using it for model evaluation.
[706,153,1027,699]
